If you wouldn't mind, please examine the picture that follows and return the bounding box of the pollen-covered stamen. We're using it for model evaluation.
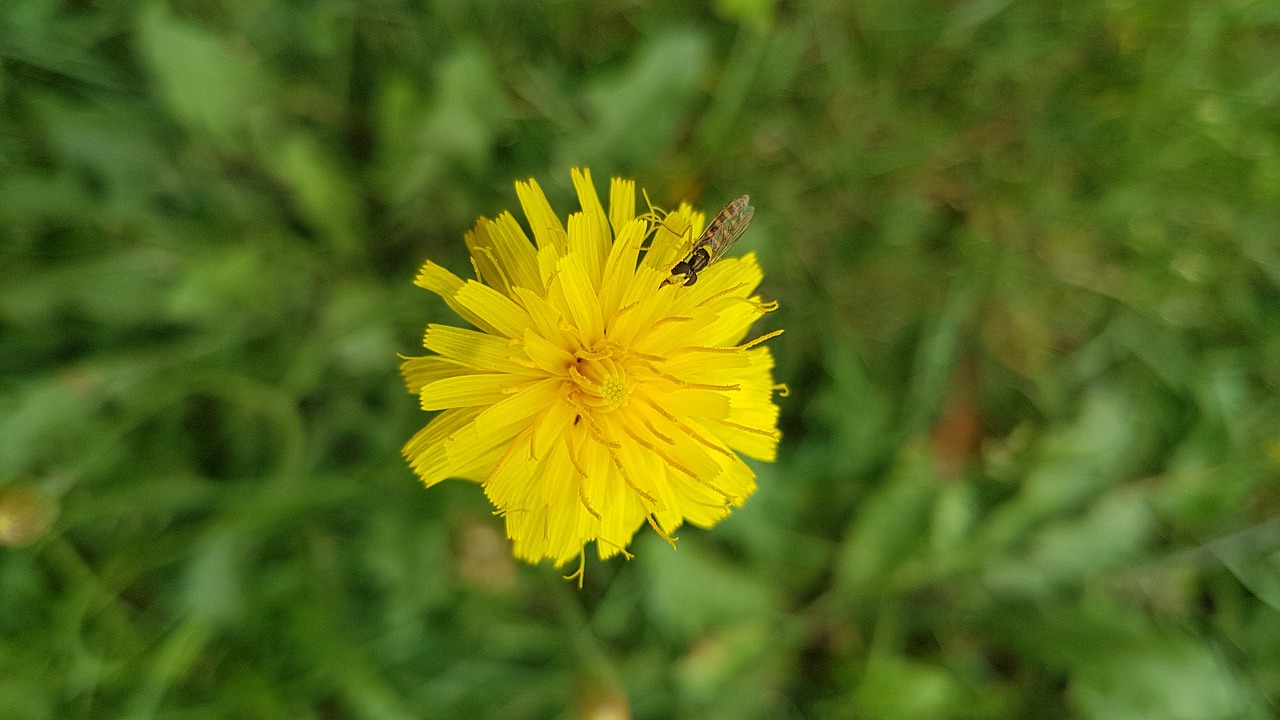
[695,283,749,308]
[596,537,634,560]
[639,413,676,445]
[564,432,602,521]
[652,315,694,329]
[656,372,741,393]
[527,409,547,459]
[712,417,783,440]
[540,264,565,296]
[576,345,613,362]
[678,328,785,354]
[564,552,586,588]
[613,301,639,319]
[473,244,513,290]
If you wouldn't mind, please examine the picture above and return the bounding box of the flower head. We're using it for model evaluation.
[401,169,782,572]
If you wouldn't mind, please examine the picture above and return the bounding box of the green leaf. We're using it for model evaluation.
[714,0,777,31]
[575,30,708,169]
[640,534,780,640]
[853,655,968,720]
[833,444,937,599]
[135,3,265,150]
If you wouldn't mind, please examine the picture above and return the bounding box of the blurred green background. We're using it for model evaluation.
[4,0,1280,717]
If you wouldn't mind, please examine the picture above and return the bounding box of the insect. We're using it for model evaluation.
[661,194,755,287]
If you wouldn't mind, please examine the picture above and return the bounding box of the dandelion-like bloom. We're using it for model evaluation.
[401,169,783,572]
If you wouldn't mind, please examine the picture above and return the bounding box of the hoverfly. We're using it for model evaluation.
[661,194,755,287]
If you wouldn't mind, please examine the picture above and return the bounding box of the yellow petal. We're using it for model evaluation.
[713,450,757,502]
[444,419,522,481]
[531,397,575,460]
[553,252,605,347]
[570,167,612,259]
[658,348,752,381]
[422,325,532,373]
[672,441,754,528]
[709,349,781,461]
[545,433,600,554]
[523,329,573,375]
[637,306,730,356]
[608,177,635,236]
[596,504,646,560]
[402,407,483,486]
[609,413,682,533]
[499,441,586,565]
[483,432,539,510]
[605,266,677,348]
[515,178,566,252]
[566,212,603,292]
[420,373,514,410]
[399,355,466,394]
[463,219,509,297]
[486,211,542,291]
[635,384,731,421]
[414,260,499,335]
[617,402,723,493]
[535,243,562,296]
[473,377,560,438]
[692,301,772,349]
[711,415,779,461]
[576,424,618,515]
[513,286,572,350]
[599,217,647,317]
[454,280,535,339]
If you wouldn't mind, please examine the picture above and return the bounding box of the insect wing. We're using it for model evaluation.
[703,196,755,264]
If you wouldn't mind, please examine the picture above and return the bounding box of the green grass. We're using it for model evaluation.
[4,0,1280,718]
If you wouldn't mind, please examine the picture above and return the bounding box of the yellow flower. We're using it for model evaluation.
[401,168,783,572]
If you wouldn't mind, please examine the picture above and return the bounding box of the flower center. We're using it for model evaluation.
[598,373,630,411]
[570,351,633,413]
